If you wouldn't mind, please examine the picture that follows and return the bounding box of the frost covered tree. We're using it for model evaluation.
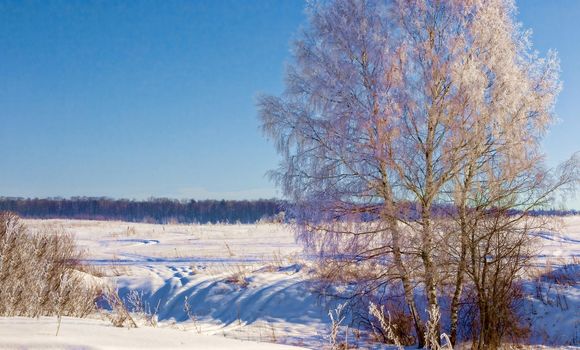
[259,0,568,348]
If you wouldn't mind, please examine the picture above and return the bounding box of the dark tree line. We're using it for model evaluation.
[0,197,284,224]
[0,197,573,225]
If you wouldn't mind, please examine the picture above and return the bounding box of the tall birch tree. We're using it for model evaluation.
[259,0,564,347]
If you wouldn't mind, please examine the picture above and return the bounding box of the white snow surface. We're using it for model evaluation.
[21,221,329,349]
[0,316,307,350]
[4,217,579,349]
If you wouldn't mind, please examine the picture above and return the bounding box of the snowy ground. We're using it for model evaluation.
[521,217,580,347]
[22,221,330,349]
[0,317,308,350]
[8,217,580,349]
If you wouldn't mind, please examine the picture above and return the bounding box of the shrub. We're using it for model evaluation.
[459,283,530,349]
[368,301,415,347]
[100,288,138,328]
[0,212,101,317]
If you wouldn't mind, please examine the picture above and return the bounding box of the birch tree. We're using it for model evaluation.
[259,0,564,348]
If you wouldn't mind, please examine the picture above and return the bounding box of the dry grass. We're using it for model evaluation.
[100,288,138,328]
[0,212,102,318]
[224,264,250,288]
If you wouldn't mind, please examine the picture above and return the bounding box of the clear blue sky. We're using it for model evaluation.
[0,1,578,207]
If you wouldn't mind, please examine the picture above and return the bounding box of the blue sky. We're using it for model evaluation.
[0,1,578,207]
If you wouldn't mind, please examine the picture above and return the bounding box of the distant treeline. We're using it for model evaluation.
[0,197,284,224]
[0,197,576,224]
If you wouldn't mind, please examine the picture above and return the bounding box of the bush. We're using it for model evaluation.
[0,212,100,317]
[459,283,530,349]
[367,300,416,347]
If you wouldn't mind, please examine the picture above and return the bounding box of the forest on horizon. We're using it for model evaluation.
[0,197,283,224]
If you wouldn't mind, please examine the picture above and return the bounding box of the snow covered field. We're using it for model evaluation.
[20,220,329,349]
[5,217,579,349]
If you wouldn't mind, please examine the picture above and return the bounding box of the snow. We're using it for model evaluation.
[522,216,580,346]
[6,217,580,349]
[531,216,580,266]
[0,317,308,350]
[21,220,329,349]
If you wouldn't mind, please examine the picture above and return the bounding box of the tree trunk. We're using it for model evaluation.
[389,218,426,347]
[449,193,471,346]
[449,240,466,346]
[421,214,441,348]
